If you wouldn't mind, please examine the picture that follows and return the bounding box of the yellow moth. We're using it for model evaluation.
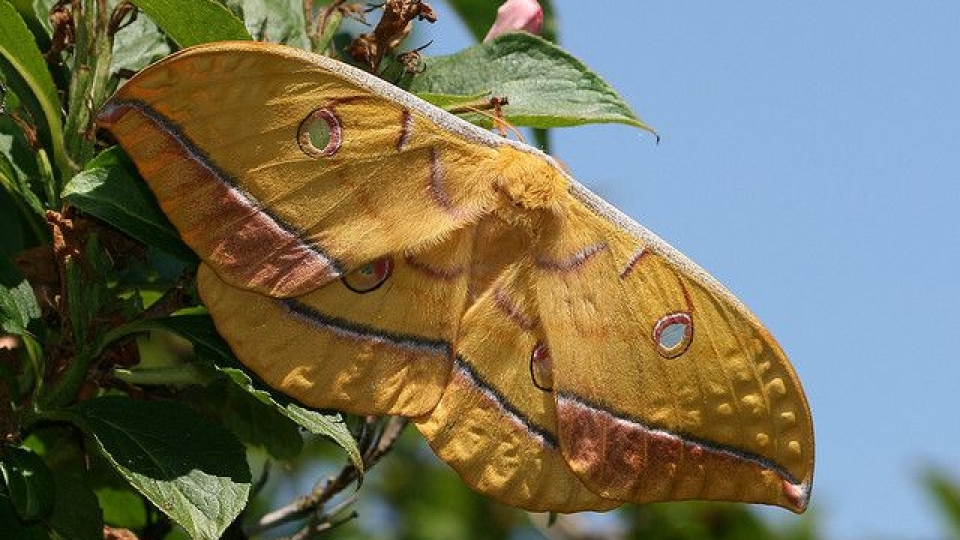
[98,41,814,513]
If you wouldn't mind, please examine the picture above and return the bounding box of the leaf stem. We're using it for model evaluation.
[37,349,95,410]
[62,0,114,178]
[113,364,212,386]
[21,406,77,432]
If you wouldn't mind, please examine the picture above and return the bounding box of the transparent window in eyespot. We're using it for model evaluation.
[659,323,688,350]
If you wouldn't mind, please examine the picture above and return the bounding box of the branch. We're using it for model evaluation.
[247,416,408,535]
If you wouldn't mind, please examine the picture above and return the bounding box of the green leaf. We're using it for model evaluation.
[416,91,493,110]
[0,485,48,539]
[107,313,364,469]
[924,468,960,538]
[128,0,252,47]
[95,486,148,530]
[218,365,361,470]
[280,401,362,468]
[70,395,251,540]
[0,114,47,217]
[7,0,52,41]
[180,376,305,461]
[411,33,652,132]
[62,146,195,262]
[0,278,40,336]
[0,159,46,227]
[445,0,557,43]
[0,0,71,178]
[27,425,150,532]
[236,0,310,48]
[0,445,55,522]
[8,332,42,399]
[46,474,103,540]
[110,5,172,77]
[120,313,236,367]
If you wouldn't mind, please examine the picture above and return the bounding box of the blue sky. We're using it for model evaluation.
[430,2,960,539]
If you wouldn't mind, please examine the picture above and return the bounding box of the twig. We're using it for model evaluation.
[287,509,358,540]
[285,493,359,540]
[247,416,408,535]
[346,0,436,72]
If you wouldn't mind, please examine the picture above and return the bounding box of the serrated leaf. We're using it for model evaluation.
[70,396,250,540]
[445,0,557,43]
[411,32,652,132]
[0,278,41,336]
[180,318,361,468]
[237,0,310,48]
[62,146,195,262]
[220,367,362,471]
[181,376,305,461]
[0,0,70,177]
[128,0,252,47]
[281,401,362,468]
[0,445,55,522]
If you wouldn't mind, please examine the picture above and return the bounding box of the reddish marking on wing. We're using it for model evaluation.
[343,257,394,293]
[397,109,413,151]
[323,95,366,107]
[536,243,608,272]
[427,147,456,212]
[194,186,340,296]
[404,255,465,280]
[425,147,483,221]
[651,311,694,358]
[557,394,808,512]
[98,100,340,297]
[529,342,554,391]
[492,287,537,331]
[619,247,649,279]
[781,479,811,512]
[297,108,342,158]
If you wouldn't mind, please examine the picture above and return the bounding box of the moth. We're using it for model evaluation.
[97,41,814,513]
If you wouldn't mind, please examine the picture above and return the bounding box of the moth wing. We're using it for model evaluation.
[98,41,500,298]
[99,40,814,511]
[196,228,474,416]
[414,216,618,512]
[532,187,814,512]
